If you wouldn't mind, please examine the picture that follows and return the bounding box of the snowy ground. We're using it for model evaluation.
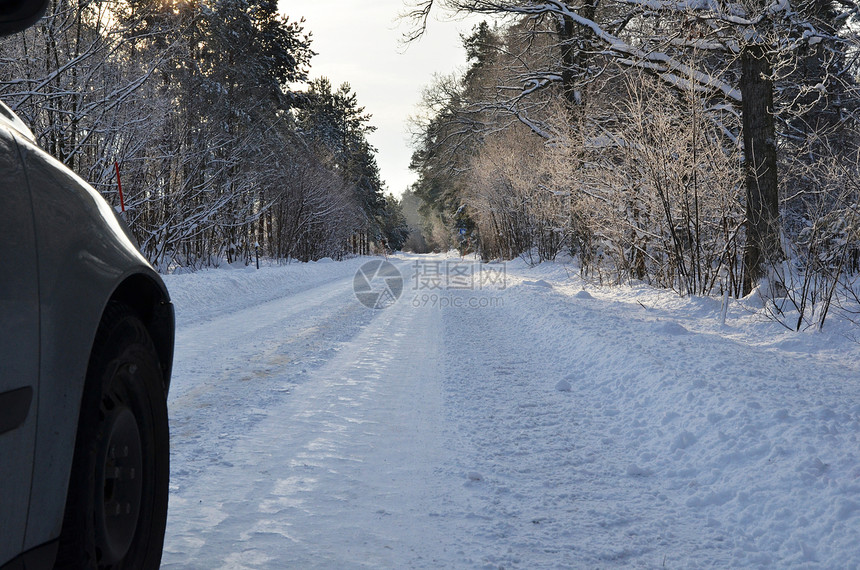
[160,253,860,569]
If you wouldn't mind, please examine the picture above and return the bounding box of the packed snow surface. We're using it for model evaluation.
[160,253,860,568]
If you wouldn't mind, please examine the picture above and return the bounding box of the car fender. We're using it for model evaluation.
[14,135,173,552]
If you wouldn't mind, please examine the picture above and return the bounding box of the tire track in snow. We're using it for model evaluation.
[163,258,461,568]
[437,280,677,567]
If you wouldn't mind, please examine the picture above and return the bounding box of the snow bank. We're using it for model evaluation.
[480,256,860,566]
[161,257,368,326]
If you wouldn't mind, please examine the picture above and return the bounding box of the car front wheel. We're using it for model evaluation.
[56,303,169,569]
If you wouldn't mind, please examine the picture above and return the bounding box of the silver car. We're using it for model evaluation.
[0,2,174,568]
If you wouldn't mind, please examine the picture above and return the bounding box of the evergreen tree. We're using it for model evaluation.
[379,194,411,251]
[0,0,375,267]
[296,78,386,221]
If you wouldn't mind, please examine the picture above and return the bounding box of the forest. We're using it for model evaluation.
[406,0,860,330]
[3,0,860,330]
[0,0,408,269]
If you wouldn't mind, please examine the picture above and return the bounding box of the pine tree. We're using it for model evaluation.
[296,78,386,221]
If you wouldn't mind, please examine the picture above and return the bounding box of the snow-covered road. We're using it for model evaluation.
[160,254,860,568]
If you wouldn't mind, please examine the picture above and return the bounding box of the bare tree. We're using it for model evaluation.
[404,0,860,294]
[1,0,380,269]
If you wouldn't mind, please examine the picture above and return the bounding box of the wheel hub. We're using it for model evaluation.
[95,403,143,564]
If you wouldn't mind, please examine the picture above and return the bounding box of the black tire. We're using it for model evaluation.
[56,303,169,570]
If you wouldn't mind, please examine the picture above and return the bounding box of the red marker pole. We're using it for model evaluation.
[114,161,125,212]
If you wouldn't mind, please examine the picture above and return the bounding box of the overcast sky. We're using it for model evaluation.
[279,1,483,197]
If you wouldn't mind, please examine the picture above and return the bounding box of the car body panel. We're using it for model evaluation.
[1,3,173,565]
[0,123,39,566]
[11,132,172,553]
[0,99,173,566]
[0,102,35,143]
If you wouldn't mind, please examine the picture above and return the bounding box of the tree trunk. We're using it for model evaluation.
[740,44,781,295]
[557,15,579,107]
[556,0,596,109]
